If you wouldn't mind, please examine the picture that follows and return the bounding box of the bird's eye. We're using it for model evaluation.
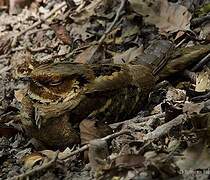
[49,80,63,86]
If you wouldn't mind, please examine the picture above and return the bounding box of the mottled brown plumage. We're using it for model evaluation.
[20,44,210,148]
[21,63,155,147]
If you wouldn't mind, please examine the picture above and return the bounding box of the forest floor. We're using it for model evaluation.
[1,0,210,179]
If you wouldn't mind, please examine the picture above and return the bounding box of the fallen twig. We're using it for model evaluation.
[11,2,67,47]
[11,151,59,180]
[98,0,126,45]
[86,0,126,63]
[143,114,187,141]
[191,52,210,71]
[12,45,53,53]
[109,113,165,129]
[60,130,130,160]
[191,91,210,102]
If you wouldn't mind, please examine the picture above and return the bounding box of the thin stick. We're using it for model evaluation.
[11,2,67,47]
[98,0,126,45]
[85,0,126,64]
[60,130,130,160]
[143,114,186,141]
[191,52,210,71]
[109,113,165,129]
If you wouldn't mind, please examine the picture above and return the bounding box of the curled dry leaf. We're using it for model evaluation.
[195,67,210,92]
[15,89,27,102]
[23,150,61,169]
[128,0,191,35]
[23,152,46,169]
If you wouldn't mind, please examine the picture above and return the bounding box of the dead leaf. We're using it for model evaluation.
[9,0,34,14]
[50,23,72,44]
[23,150,60,169]
[23,152,46,169]
[88,139,109,174]
[79,119,112,145]
[176,140,210,170]
[166,87,186,102]
[115,154,145,168]
[15,89,27,102]
[113,46,143,64]
[74,44,103,64]
[128,0,191,35]
[195,67,210,92]
[0,124,19,138]
[71,0,105,23]
[183,101,204,115]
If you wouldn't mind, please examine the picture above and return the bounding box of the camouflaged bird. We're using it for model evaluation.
[20,42,210,148]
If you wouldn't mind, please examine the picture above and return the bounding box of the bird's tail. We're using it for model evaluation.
[130,40,210,80]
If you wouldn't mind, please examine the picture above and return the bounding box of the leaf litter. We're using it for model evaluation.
[1,0,210,179]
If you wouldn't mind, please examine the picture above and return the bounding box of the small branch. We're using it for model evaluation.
[191,91,210,102]
[11,2,67,47]
[60,130,130,160]
[11,151,59,180]
[84,0,125,64]
[98,0,126,45]
[39,53,69,62]
[27,27,51,36]
[109,113,165,129]
[191,52,210,71]
[12,45,53,53]
[143,114,186,141]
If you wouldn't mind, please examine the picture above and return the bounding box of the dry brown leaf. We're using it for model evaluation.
[176,140,210,170]
[0,124,19,138]
[128,0,191,35]
[182,101,204,115]
[166,87,186,102]
[23,152,46,169]
[74,44,104,64]
[88,139,109,174]
[195,67,210,92]
[115,154,145,168]
[71,0,105,23]
[113,46,143,64]
[23,150,60,169]
[79,119,112,145]
[50,23,72,45]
